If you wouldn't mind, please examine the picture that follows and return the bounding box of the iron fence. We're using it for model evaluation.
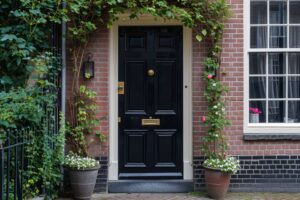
[0,128,30,200]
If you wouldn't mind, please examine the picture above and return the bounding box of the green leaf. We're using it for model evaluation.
[196,34,202,42]
[0,76,13,85]
[202,29,207,36]
[1,34,17,41]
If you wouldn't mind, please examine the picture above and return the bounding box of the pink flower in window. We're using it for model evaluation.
[249,107,262,114]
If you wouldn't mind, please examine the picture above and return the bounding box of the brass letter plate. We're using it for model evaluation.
[141,118,160,126]
[118,81,124,94]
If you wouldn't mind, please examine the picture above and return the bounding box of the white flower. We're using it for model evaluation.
[64,154,99,169]
[212,83,216,87]
[203,156,240,174]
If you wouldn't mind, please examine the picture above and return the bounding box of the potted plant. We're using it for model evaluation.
[64,154,100,200]
[249,107,262,123]
[202,156,239,200]
[201,58,240,200]
[65,85,105,199]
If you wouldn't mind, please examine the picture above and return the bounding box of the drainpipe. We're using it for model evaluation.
[61,0,67,191]
[61,1,67,116]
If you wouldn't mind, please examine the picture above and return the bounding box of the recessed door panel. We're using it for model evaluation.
[119,26,183,179]
[124,130,147,167]
[125,60,147,114]
[155,61,177,113]
[126,32,147,50]
[154,130,177,167]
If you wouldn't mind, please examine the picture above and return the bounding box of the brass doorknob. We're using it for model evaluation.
[147,69,155,77]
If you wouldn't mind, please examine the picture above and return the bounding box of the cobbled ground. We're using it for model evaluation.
[59,192,300,200]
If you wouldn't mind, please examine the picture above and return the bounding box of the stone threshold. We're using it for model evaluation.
[108,180,194,193]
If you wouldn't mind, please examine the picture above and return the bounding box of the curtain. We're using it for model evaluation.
[290,26,300,48]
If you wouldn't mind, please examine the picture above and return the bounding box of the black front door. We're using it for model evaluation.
[118,26,183,179]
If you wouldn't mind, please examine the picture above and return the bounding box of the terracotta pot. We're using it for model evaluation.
[67,166,100,200]
[204,166,231,200]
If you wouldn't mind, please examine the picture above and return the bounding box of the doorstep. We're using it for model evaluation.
[108,180,194,193]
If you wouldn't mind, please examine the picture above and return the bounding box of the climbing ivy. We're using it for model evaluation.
[64,0,230,159]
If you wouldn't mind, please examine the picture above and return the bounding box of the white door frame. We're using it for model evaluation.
[108,14,193,180]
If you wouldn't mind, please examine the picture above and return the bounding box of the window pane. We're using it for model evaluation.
[289,26,300,48]
[268,101,285,123]
[250,77,266,98]
[290,1,300,24]
[268,53,286,74]
[251,27,267,48]
[249,101,266,123]
[251,1,267,24]
[288,53,300,74]
[270,26,287,48]
[288,101,300,123]
[288,77,300,98]
[249,53,266,74]
[269,77,286,98]
[270,1,287,24]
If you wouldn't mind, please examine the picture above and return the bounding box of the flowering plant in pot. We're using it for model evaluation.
[201,58,240,200]
[249,107,262,123]
[64,154,100,200]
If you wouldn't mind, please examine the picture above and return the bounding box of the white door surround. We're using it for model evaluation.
[108,15,193,180]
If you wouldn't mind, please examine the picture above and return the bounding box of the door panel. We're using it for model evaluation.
[126,32,147,50]
[154,130,177,167]
[124,130,147,167]
[156,61,177,112]
[125,60,147,114]
[119,26,183,179]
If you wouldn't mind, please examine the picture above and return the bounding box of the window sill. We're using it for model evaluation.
[244,133,300,141]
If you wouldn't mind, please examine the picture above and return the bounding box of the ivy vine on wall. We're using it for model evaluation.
[0,0,231,198]
[65,0,230,159]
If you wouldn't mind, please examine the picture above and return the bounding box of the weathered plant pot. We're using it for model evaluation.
[204,166,231,200]
[67,166,100,200]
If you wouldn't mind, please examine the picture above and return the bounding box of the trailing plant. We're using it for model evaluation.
[24,113,65,199]
[198,6,240,171]
[201,58,230,159]
[67,85,105,156]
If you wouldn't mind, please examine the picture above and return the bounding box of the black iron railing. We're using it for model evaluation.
[0,128,30,200]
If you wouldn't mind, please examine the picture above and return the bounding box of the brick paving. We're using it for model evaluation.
[59,192,300,200]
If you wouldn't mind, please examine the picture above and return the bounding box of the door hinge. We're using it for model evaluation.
[118,117,121,123]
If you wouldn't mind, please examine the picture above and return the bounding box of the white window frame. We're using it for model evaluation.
[244,0,300,134]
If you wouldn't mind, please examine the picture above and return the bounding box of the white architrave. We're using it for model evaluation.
[108,14,193,180]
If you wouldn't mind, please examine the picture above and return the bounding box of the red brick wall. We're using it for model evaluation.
[192,0,300,157]
[66,0,300,160]
[66,27,110,157]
